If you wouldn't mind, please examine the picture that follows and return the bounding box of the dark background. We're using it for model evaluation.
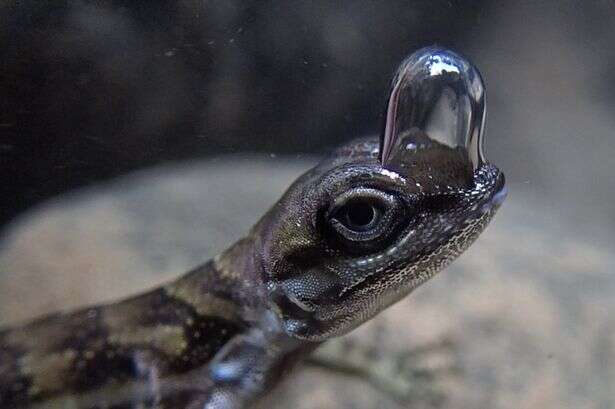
[1,0,614,231]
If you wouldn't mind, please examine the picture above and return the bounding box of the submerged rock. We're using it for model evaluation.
[0,157,612,409]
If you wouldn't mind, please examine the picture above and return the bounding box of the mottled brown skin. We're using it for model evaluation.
[0,262,245,407]
[0,135,504,408]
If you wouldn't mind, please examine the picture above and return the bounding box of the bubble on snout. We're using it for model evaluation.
[380,47,486,171]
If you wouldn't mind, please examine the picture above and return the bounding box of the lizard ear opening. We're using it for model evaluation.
[380,47,486,171]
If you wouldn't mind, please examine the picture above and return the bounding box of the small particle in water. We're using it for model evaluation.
[269,153,277,158]
[164,50,175,57]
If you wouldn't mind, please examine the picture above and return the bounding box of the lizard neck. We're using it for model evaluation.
[168,235,269,325]
[179,234,318,406]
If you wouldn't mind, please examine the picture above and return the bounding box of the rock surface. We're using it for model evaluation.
[1,157,613,409]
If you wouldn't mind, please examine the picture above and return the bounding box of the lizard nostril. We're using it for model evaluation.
[491,173,508,206]
[492,185,508,207]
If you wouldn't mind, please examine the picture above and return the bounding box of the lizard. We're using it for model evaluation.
[0,47,506,409]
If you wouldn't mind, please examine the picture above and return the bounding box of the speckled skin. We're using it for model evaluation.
[0,134,504,408]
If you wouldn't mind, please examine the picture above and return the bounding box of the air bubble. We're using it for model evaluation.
[380,47,486,170]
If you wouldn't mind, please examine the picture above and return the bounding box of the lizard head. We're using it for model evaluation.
[258,47,506,341]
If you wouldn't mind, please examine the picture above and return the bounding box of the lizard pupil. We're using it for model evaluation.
[343,201,376,230]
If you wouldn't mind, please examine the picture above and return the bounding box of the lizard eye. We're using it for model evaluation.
[327,188,404,252]
[341,200,378,232]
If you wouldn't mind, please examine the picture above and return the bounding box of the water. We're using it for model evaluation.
[1,2,614,408]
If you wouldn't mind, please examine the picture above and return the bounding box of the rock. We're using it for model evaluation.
[1,157,613,408]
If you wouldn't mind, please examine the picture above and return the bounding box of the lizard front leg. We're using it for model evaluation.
[173,311,320,409]
[185,322,316,409]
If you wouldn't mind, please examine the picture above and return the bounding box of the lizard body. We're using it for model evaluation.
[0,47,506,408]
